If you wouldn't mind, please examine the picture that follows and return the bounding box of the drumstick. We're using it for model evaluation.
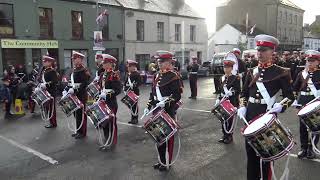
[240,115,249,126]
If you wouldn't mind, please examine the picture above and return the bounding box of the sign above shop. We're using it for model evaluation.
[1,39,59,49]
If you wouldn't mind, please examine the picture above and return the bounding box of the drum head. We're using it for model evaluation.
[243,114,275,135]
[298,101,320,116]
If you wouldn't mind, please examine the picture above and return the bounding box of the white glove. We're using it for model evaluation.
[94,76,100,82]
[143,108,150,115]
[269,103,283,114]
[214,99,220,106]
[291,100,300,107]
[68,88,74,94]
[40,83,46,89]
[34,87,40,92]
[62,90,68,97]
[225,90,233,97]
[156,100,166,108]
[99,92,106,99]
[237,107,247,118]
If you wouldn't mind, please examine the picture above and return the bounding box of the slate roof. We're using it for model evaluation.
[279,0,303,10]
[229,24,265,36]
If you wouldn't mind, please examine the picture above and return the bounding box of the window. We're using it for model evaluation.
[136,20,144,41]
[39,8,53,38]
[289,14,292,24]
[157,22,164,41]
[32,49,41,68]
[278,27,281,39]
[279,11,282,22]
[0,3,14,37]
[135,54,150,70]
[175,24,181,42]
[2,49,25,69]
[285,12,287,22]
[64,49,88,68]
[71,11,83,39]
[102,14,109,40]
[190,25,196,42]
[294,15,297,25]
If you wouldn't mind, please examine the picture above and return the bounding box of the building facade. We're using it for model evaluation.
[216,0,304,50]
[118,0,207,70]
[0,0,125,74]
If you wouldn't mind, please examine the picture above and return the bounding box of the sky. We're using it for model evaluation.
[185,0,320,34]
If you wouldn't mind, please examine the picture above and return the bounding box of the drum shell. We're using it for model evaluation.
[31,89,52,106]
[121,91,139,109]
[298,104,320,132]
[212,100,237,122]
[87,82,101,99]
[58,94,83,117]
[143,109,178,145]
[242,114,294,161]
[86,100,114,128]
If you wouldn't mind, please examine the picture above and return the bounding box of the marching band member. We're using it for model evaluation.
[27,65,42,113]
[39,55,58,128]
[293,50,320,159]
[124,59,142,124]
[64,51,90,139]
[144,50,182,171]
[214,53,241,144]
[187,57,199,99]
[237,35,294,180]
[98,54,122,148]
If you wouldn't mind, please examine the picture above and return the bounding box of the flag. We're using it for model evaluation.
[96,9,108,25]
[249,24,256,35]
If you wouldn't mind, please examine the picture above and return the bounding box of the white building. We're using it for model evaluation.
[117,0,207,69]
[303,32,320,51]
[208,23,264,57]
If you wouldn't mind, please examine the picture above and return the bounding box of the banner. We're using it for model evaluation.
[93,31,105,51]
[1,39,58,48]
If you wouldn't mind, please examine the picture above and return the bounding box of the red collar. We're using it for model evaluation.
[258,61,273,68]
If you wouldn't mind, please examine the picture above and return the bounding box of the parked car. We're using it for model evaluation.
[211,52,227,76]
[197,61,212,77]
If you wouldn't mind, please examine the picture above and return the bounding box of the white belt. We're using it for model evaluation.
[190,72,198,74]
[249,97,267,104]
[301,91,314,96]
[154,96,170,101]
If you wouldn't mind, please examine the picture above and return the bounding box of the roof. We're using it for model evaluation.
[229,24,265,36]
[304,30,320,39]
[279,0,303,11]
[63,0,121,6]
[116,0,203,18]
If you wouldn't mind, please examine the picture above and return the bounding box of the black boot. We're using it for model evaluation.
[158,165,169,171]
[298,149,308,159]
[153,163,161,169]
[223,136,233,144]
[307,149,316,159]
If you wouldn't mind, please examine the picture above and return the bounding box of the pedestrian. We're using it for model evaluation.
[64,51,91,139]
[292,50,320,159]
[39,55,58,128]
[124,59,142,124]
[2,76,14,118]
[143,50,182,171]
[214,53,241,144]
[97,54,122,149]
[237,34,295,180]
[187,57,199,99]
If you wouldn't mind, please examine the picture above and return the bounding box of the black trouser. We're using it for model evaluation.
[157,107,176,165]
[213,75,222,93]
[222,115,234,138]
[74,104,87,136]
[103,106,118,145]
[300,120,319,150]
[131,103,138,121]
[245,103,271,180]
[189,75,197,97]
[5,99,12,115]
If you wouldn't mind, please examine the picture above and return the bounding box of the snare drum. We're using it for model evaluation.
[86,100,114,128]
[31,88,52,106]
[297,100,320,132]
[87,81,101,99]
[58,94,83,117]
[242,113,294,161]
[121,90,139,109]
[143,109,178,145]
[211,100,237,122]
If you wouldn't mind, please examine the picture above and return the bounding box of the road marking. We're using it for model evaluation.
[0,135,58,165]
[118,121,143,128]
[289,154,320,163]
[195,97,216,100]
[181,108,211,113]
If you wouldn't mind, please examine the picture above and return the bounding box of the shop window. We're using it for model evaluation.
[32,49,41,68]
[2,49,25,70]
[0,3,14,37]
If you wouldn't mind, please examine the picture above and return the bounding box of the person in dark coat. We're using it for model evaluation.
[187,57,199,99]
[124,59,142,124]
[2,76,14,118]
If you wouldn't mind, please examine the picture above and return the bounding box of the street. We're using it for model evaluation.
[0,77,319,180]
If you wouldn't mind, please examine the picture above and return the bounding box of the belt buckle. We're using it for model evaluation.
[254,99,260,103]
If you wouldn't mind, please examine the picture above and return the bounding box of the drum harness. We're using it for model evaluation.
[141,84,181,169]
[95,75,116,149]
[300,70,320,155]
[38,73,55,125]
[65,73,85,134]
